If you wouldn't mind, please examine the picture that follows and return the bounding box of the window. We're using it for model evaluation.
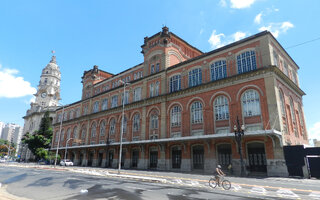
[91,122,97,137]
[214,96,229,120]
[151,64,155,74]
[81,126,86,142]
[156,63,160,72]
[100,120,106,136]
[67,128,71,140]
[133,114,140,132]
[211,60,227,81]
[44,78,48,84]
[55,132,59,142]
[133,87,141,102]
[155,81,159,96]
[73,126,78,139]
[191,101,203,124]
[237,50,257,74]
[60,130,65,142]
[109,118,116,135]
[290,98,296,123]
[171,106,182,127]
[189,68,202,87]
[63,112,68,121]
[93,101,99,113]
[69,110,74,120]
[150,83,154,97]
[76,108,80,118]
[273,50,278,67]
[292,71,298,84]
[298,105,305,135]
[102,98,108,110]
[150,115,158,129]
[241,90,261,117]
[134,73,137,80]
[170,75,181,93]
[279,90,286,116]
[283,62,289,76]
[121,116,127,134]
[83,105,88,115]
[111,95,118,108]
[121,91,129,105]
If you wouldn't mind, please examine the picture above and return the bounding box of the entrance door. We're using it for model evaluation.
[98,153,103,167]
[247,143,267,172]
[217,144,232,169]
[172,147,181,169]
[88,152,93,166]
[132,150,139,168]
[150,151,158,169]
[71,153,75,163]
[108,151,113,168]
[121,151,125,167]
[79,154,83,166]
[193,146,204,170]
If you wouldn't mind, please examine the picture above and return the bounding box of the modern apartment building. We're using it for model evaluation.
[51,27,308,176]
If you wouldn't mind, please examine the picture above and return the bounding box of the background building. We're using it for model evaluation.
[51,27,308,177]
[21,55,61,161]
[1,123,23,156]
[0,121,5,139]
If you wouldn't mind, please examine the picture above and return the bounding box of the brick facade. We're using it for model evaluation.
[51,27,308,177]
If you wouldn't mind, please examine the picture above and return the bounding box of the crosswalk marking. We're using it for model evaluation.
[309,191,320,200]
[276,189,299,198]
[250,186,267,195]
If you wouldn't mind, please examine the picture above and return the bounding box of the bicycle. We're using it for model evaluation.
[208,175,231,190]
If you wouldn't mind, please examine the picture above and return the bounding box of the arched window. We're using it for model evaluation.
[155,81,160,96]
[171,105,182,127]
[290,98,296,123]
[60,129,65,142]
[91,122,97,137]
[170,75,181,93]
[189,68,202,87]
[93,101,99,113]
[109,118,116,135]
[67,128,71,140]
[191,101,203,124]
[241,90,261,117]
[55,131,59,142]
[121,116,127,133]
[150,114,158,129]
[279,90,286,116]
[237,50,257,74]
[133,114,140,132]
[73,126,78,139]
[100,120,106,136]
[214,96,229,120]
[81,126,86,141]
[211,60,227,81]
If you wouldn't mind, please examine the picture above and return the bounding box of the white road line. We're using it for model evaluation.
[276,189,299,198]
[250,186,267,195]
[309,191,320,200]
[232,184,242,191]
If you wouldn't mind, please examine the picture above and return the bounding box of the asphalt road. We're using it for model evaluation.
[0,166,266,200]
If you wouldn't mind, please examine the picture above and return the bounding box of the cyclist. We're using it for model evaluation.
[214,165,225,186]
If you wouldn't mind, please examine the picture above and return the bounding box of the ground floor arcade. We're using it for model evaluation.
[53,130,288,177]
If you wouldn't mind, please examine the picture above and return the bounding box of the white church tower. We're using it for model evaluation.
[20,54,61,161]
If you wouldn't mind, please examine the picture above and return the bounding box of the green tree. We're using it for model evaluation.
[22,111,53,160]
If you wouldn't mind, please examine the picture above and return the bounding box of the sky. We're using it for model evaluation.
[0,0,319,142]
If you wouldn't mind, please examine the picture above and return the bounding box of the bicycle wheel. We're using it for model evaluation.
[222,180,231,190]
[209,178,218,188]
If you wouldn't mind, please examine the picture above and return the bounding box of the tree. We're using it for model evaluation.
[22,111,53,160]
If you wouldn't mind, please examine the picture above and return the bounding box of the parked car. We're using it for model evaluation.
[60,159,73,166]
[0,158,6,163]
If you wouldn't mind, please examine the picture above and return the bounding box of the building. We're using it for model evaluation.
[21,55,61,161]
[0,121,5,139]
[313,139,320,147]
[1,123,19,141]
[51,27,308,176]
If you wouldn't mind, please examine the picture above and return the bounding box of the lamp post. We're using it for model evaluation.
[233,116,245,177]
[118,80,130,174]
[64,138,74,160]
[54,104,65,167]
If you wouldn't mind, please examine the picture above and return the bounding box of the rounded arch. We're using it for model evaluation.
[130,110,142,121]
[235,48,256,57]
[146,106,160,117]
[107,116,117,124]
[146,50,163,60]
[208,57,227,67]
[89,120,97,128]
[209,91,232,106]
[187,65,202,72]
[186,97,205,111]
[98,118,107,125]
[117,113,129,123]
[167,102,184,115]
[168,72,182,80]
[236,85,264,101]
[168,50,183,62]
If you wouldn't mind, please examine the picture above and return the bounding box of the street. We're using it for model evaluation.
[0,163,320,200]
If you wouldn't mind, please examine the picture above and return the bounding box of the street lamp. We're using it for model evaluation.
[54,104,66,167]
[118,80,130,174]
[234,116,245,177]
[64,138,74,160]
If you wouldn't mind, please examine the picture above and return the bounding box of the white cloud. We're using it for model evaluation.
[219,0,227,7]
[208,30,247,49]
[0,64,37,98]
[254,12,263,24]
[259,21,294,38]
[200,28,204,35]
[230,0,256,9]
[308,122,320,140]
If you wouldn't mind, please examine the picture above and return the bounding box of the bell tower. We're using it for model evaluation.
[33,55,61,108]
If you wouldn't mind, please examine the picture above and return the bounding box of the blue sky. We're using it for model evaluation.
[0,0,319,141]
